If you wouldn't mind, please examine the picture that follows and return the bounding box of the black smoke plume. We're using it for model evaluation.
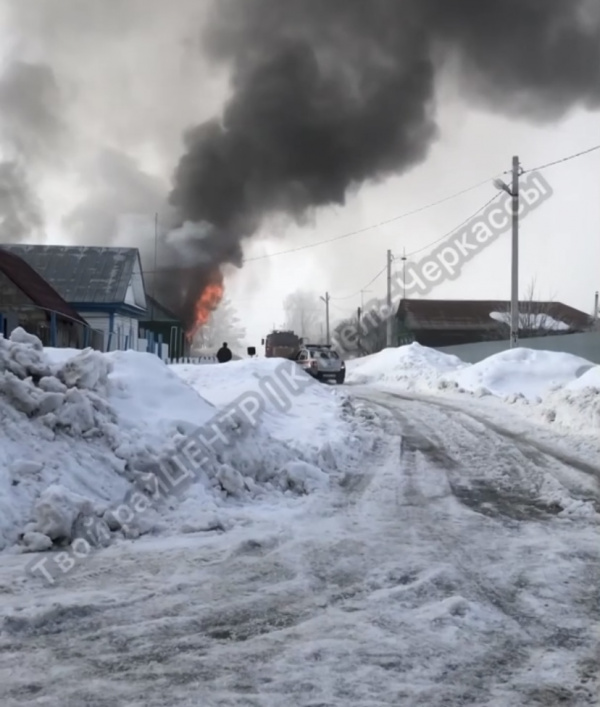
[167,0,600,327]
[0,61,65,242]
[2,2,599,330]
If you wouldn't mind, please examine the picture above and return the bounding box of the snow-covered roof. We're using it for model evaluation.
[489,311,570,331]
[398,299,591,331]
[0,248,88,324]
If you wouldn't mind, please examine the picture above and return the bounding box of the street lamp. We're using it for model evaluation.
[493,156,522,348]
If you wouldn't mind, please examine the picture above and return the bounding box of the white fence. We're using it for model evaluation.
[165,355,218,365]
[102,332,222,363]
[103,334,170,360]
[436,331,600,365]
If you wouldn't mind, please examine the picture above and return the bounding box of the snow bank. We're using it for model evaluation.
[171,358,379,476]
[345,341,600,437]
[533,365,600,436]
[0,331,131,551]
[345,343,468,388]
[1,330,381,555]
[105,351,215,437]
[564,364,600,391]
[440,348,594,400]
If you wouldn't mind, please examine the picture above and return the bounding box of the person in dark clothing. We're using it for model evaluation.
[216,342,232,363]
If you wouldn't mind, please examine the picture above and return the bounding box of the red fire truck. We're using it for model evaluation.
[262,330,302,359]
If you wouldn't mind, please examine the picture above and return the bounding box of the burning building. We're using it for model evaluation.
[0,0,598,332]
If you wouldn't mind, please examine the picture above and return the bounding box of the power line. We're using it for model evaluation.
[329,192,501,303]
[522,143,600,174]
[331,264,388,301]
[405,193,501,258]
[326,143,600,307]
[243,174,501,263]
[245,141,600,265]
[329,300,357,315]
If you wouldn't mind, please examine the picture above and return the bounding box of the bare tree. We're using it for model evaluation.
[282,290,323,343]
[192,297,246,353]
[333,296,403,357]
[491,277,569,338]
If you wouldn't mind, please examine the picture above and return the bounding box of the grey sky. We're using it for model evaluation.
[0,0,598,346]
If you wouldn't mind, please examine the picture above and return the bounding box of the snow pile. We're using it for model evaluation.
[171,357,379,474]
[345,340,600,436]
[345,343,468,388]
[0,329,380,554]
[0,330,130,551]
[0,328,115,434]
[440,348,595,401]
[535,365,600,436]
[564,364,600,391]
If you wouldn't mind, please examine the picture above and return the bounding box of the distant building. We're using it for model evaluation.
[0,244,147,351]
[0,247,93,347]
[139,295,190,359]
[395,299,593,348]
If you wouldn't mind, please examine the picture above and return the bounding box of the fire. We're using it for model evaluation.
[187,271,224,341]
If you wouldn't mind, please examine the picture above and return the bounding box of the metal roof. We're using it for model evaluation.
[142,295,181,323]
[397,299,593,331]
[0,248,88,324]
[0,244,140,305]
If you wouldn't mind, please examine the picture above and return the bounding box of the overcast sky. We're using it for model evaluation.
[0,1,598,349]
[230,107,600,346]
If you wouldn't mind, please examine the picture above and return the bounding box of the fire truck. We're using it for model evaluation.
[262,330,302,359]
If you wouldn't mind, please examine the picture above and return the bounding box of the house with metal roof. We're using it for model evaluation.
[0,244,147,351]
[395,299,594,348]
[139,295,190,359]
[0,247,100,348]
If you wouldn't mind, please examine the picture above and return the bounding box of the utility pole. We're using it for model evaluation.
[386,249,393,347]
[494,156,523,348]
[320,292,330,345]
[510,156,520,348]
[401,247,407,301]
[153,213,159,303]
[357,306,361,351]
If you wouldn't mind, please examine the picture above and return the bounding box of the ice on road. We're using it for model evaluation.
[1,388,599,706]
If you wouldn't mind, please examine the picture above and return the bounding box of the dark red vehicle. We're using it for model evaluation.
[262,330,302,359]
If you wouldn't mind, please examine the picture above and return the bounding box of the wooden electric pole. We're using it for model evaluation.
[386,249,393,347]
[320,292,330,345]
[510,156,520,348]
[494,156,523,348]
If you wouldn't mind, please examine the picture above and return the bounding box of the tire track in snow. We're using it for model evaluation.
[385,389,600,488]
[351,390,600,705]
[1,390,598,705]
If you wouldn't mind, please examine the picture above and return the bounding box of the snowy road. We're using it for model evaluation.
[2,388,600,706]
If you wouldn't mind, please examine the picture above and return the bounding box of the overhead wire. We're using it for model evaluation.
[330,264,388,301]
[243,141,600,312]
[243,142,600,265]
[404,192,501,258]
[243,173,501,263]
[330,192,502,302]
[522,143,600,174]
[328,142,600,301]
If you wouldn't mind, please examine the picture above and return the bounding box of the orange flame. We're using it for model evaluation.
[187,271,224,342]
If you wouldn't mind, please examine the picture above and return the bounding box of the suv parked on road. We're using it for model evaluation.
[292,344,345,384]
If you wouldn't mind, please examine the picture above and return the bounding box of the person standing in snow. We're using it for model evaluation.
[216,342,232,363]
